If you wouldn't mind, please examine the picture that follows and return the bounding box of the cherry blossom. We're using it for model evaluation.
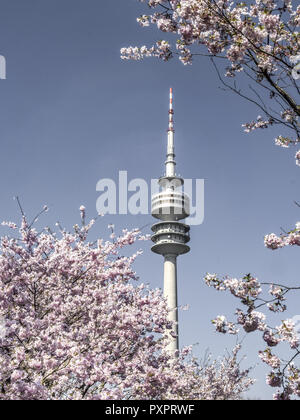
[124,0,300,165]
[0,207,253,400]
[265,222,300,250]
[204,269,300,399]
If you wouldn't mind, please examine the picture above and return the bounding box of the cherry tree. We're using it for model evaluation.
[0,204,253,400]
[121,0,300,400]
[121,0,300,165]
[204,220,300,400]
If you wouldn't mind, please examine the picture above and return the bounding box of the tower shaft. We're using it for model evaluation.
[164,254,179,352]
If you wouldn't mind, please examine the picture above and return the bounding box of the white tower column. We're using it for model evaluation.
[164,254,178,352]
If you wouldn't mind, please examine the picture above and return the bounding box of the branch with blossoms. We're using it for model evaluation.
[265,220,300,249]
[122,0,300,165]
[201,167,300,399]
[204,263,300,399]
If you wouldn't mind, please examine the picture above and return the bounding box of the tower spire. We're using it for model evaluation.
[165,88,176,177]
[169,87,174,132]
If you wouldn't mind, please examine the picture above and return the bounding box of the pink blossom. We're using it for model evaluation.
[0,210,253,400]
[263,330,280,347]
[264,233,285,250]
[266,372,282,388]
[259,349,281,369]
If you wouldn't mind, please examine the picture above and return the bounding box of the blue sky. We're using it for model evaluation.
[0,0,299,400]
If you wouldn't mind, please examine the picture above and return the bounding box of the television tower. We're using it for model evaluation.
[151,88,190,353]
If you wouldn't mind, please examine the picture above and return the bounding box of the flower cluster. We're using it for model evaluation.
[265,222,300,250]
[259,349,281,369]
[205,273,262,305]
[242,116,274,133]
[121,41,172,62]
[264,233,286,250]
[277,320,300,349]
[212,316,238,335]
[236,309,266,333]
[275,135,292,148]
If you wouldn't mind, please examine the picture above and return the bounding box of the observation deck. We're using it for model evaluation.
[151,221,190,255]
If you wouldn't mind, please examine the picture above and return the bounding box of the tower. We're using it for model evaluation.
[151,88,190,353]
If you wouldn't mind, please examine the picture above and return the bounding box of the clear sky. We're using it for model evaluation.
[0,0,299,400]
